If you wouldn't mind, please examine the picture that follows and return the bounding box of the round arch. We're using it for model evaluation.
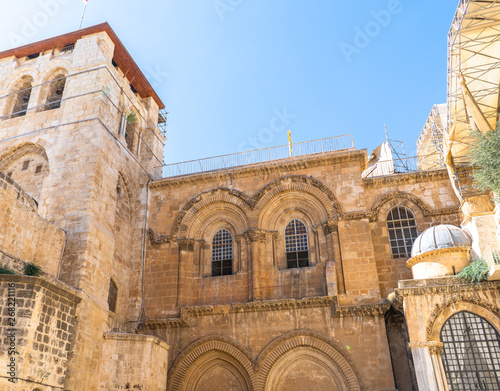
[172,188,252,237]
[256,330,365,391]
[251,175,342,225]
[167,336,257,391]
[426,297,500,342]
[369,191,430,223]
[0,142,49,171]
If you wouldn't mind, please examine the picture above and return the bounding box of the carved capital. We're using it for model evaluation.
[321,219,338,235]
[178,238,195,252]
[147,228,173,245]
[408,341,443,355]
[243,229,267,243]
[197,239,208,249]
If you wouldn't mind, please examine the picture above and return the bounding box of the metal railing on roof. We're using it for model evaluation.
[161,134,355,177]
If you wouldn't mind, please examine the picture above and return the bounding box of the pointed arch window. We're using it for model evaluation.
[387,206,418,258]
[441,311,500,390]
[211,229,233,276]
[285,219,309,268]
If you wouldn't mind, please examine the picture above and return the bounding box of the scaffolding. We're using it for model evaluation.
[446,0,500,200]
[0,66,165,179]
[417,104,447,170]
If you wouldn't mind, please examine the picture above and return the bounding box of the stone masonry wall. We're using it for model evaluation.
[0,176,65,277]
[0,276,80,391]
[98,332,170,391]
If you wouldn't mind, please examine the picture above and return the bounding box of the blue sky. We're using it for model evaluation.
[0,0,458,164]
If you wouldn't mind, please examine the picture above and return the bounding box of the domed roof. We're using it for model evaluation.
[411,224,472,258]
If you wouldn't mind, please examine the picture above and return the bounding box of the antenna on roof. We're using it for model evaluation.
[79,0,88,30]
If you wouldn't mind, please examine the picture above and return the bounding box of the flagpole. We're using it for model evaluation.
[79,2,88,29]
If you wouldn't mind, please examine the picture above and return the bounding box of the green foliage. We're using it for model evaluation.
[126,111,137,124]
[470,125,500,197]
[456,258,490,284]
[24,263,41,276]
[0,265,15,275]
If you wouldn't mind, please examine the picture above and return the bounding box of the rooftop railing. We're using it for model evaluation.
[161,134,355,177]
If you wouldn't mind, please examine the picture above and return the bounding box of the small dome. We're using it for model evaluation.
[411,225,472,258]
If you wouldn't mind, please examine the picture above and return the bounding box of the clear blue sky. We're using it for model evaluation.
[0,0,458,164]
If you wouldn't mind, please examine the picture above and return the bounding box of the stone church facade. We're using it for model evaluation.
[0,12,499,391]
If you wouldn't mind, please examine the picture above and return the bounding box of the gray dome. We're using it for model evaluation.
[411,225,472,258]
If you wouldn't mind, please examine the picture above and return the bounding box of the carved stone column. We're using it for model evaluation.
[177,238,195,306]
[408,341,449,391]
[196,239,206,276]
[244,229,267,301]
[321,219,344,294]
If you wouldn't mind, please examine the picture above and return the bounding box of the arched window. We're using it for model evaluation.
[387,206,418,258]
[119,111,137,152]
[11,77,33,118]
[211,229,233,276]
[45,74,66,110]
[108,279,118,313]
[441,311,500,390]
[285,219,309,268]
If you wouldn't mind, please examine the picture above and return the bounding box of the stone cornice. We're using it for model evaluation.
[363,168,450,188]
[144,318,188,329]
[142,297,395,330]
[0,275,82,303]
[397,278,500,297]
[333,302,391,317]
[103,332,171,350]
[143,297,336,330]
[406,247,471,269]
[150,150,367,189]
[147,228,174,245]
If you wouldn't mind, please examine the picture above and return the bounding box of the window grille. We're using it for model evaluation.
[387,206,418,258]
[441,311,500,390]
[211,229,233,276]
[285,219,309,268]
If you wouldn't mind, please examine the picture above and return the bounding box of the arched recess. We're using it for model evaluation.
[186,201,249,276]
[3,74,35,118]
[38,65,68,111]
[0,142,50,202]
[426,297,500,342]
[251,175,342,225]
[172,188,252,237]
[167,336,257,391]
[256,330,364,391]
[369,191,447,223]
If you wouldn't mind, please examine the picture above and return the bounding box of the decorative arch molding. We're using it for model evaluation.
[39,61,70,82]
[167,335,257,391]
[252,175,342,220]
[369,191,459,222]
[3,67,39,92]
[172,188,252,237]
[426,296,500,341]
[0,142,49,171]
[255,330,365,391]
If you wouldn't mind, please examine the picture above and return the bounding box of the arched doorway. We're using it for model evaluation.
[441,311,500,390]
